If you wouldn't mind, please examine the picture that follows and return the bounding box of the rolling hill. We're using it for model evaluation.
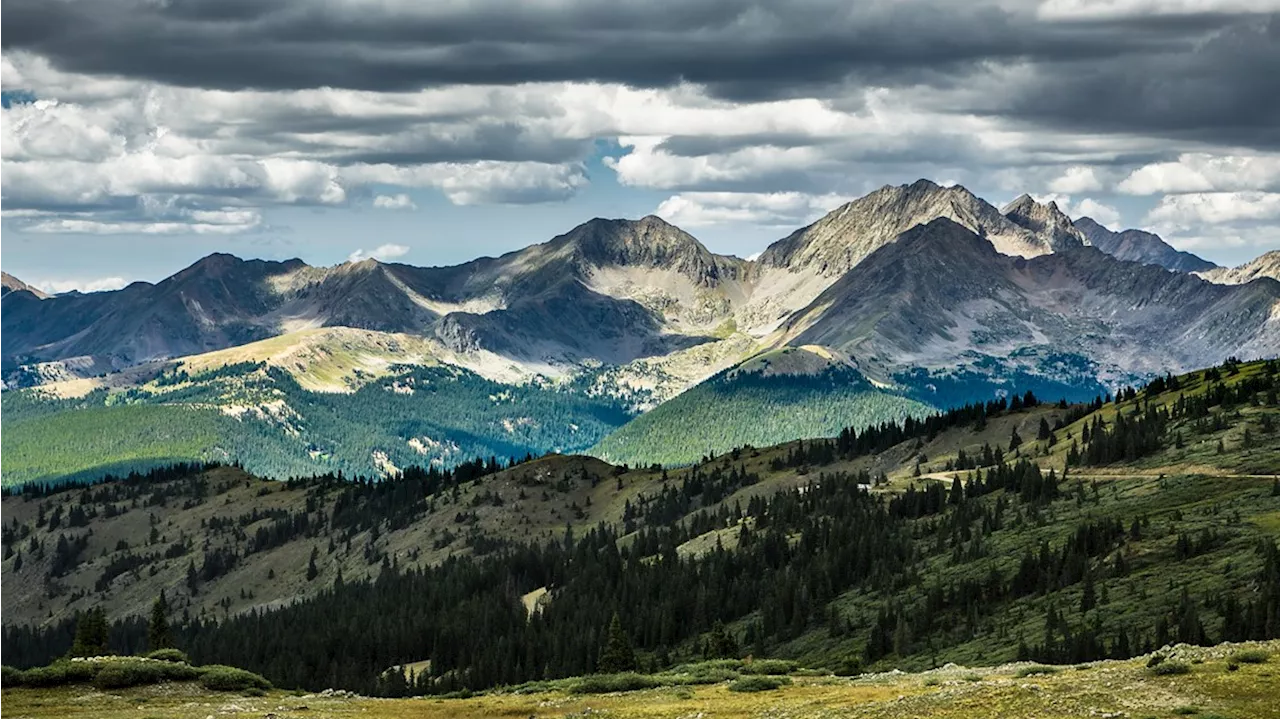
[3,358,1276,696]
[589,346,934,466]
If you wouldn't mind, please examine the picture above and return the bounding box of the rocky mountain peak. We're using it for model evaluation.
[1001,195,1087,251]
[1,272,50,299]
[550,215,744,286]
[758,180,1058,276]
[1196,250,1280,285]
[1075,217,1217,274]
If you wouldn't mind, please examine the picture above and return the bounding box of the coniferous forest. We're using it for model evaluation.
[2,358,1278,696]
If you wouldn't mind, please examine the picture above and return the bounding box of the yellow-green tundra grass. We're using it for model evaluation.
[4,641,1277,719]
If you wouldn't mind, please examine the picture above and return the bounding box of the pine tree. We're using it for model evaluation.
[70,608,109,657]
[1080,571,1096,614]
[598,612,637,673]
[307,547,320,582]
[148,591,172,651]
[1037,418,1052,441]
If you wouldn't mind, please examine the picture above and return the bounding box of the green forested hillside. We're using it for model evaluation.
[1,363,633,487]
[590,364,934,466]
[5,359,1274,697]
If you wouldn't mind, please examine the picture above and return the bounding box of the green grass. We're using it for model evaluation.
[0,403,238,487]
[1228,649,1269,664]
[5,642,1280,719]
[591,365,933,466]
[727,675,791,692]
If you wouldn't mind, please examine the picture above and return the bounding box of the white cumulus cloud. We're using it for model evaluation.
[655,192,846,227]
[1047,166,1103,194]
[372,193,417,210]
[33,276,130,294]
[348,243,411,263]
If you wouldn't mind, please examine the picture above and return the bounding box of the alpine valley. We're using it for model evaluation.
[3,180,1279,485]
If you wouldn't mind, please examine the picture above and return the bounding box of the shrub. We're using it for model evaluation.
[728,675,791,693]
[1229,649,1270,664]
[15,661,99,687]
[568,672,661,694]
[93,659,199,689]
[146,648,190,664]
[667,668,740,685]
[740,659,797,676]
[198,665,273,692]
[1151,662,1192,676]
[962,674,983,682]
[1015,665,1059,678]
[833,656,863,677]
[2,665,23,685]
[1146,654,1166,668]
[1172,707,1199,716]
[671,659,742,674]
[1227,662,1240,672]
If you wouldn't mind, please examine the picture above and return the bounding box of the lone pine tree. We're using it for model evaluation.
[598,612,636,673]
[69,607,109,658]
[148,591,172,651]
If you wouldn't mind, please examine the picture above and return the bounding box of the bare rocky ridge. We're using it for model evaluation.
[0,272,50,300]
[1073,216,1217,273]
[1197,251,1280,285]
[759,179,1065,277]
[4,182,1277,399]
[778,218,1280,383]
[1001,194,1089,251]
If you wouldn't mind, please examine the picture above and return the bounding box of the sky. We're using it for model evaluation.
[2,0,1279,292]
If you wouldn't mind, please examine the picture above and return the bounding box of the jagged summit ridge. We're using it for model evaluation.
[1000,194,1088,251]
[1197,251,1280,285]
[757,180,1064,277]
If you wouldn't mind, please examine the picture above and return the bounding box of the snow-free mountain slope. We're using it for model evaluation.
[1000,194,1089,250]
[758,179,1072,277]
[1197,251,1280,285]
[1073,216,1217,273]
[776,217,1280,382]
[0,272,50,300]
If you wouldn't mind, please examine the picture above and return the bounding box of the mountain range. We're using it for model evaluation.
[3,179,1278,483]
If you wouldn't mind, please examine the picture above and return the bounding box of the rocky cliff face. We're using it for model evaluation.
[1001,195,1088,251]
[1074,217,1217,273]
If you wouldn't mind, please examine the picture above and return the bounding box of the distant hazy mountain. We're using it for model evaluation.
[1073,217,1217,273]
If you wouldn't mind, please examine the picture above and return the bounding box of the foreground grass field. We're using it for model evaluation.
[4,641,1277,719]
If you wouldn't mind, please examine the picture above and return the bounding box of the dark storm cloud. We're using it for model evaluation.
[989,13,1280,150]
[3,0,1277,149]
[0,0,1174,93]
